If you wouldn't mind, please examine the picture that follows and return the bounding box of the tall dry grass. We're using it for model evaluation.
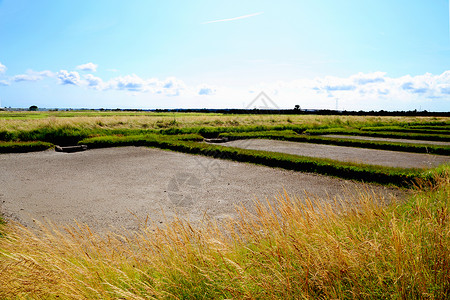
[0,169,448,299]
[0,112,446,132]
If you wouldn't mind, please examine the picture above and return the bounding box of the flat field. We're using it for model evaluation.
[0,110,448,131]
[0,111,449,299]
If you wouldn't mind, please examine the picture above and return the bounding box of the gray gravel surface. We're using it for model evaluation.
[323,134,450,146]
[222,139,449,168]
[0,147,402,232]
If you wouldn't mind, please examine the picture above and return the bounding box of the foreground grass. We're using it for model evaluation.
[0,167,448,299]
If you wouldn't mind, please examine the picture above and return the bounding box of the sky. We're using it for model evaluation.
[0,0,450,111]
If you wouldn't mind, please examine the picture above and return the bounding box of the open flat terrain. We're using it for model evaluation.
[0,147,402,232]
[222,139,450,168]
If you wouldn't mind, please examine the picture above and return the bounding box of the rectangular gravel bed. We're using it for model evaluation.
[0,147,402,232]
[323,134,450,146]
[222,139,450,169]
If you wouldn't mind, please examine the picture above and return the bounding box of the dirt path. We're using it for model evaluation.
[223,139,449,168]
[323,134,450,146]
[0,147,402,232]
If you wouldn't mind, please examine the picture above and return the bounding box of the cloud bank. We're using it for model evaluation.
[13,70,53,82]
[2,62,449,110]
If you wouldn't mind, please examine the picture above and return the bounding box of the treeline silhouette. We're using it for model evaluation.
[148,108,450,117]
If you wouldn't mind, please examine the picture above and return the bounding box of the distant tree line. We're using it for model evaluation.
[151,108,449,117]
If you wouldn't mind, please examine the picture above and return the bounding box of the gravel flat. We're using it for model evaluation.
[222,139,450,168]
[0,147,402,232]
[323,134,450,146]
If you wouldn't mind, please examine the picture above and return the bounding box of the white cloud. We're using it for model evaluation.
[202,12,263,24]
[198,85,216,95]
[246,71,450,110]
[76,62,98,72]
[0,62,6,74]
[0,80,9,86]
[13,70,54,82]
[57,70,81,85]
[308,71,450,100]
[351,72,386,85]
[161,77,186,96]
[103,75,187,96]
[108,74,147,91]
[84,74,105,89]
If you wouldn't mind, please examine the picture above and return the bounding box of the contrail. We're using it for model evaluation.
[202,12,263,24]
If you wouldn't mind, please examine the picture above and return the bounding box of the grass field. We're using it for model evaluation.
[1,111,448,132]
[0,112,449,298]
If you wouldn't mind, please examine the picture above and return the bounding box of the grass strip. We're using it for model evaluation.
[409,125,450,131]
[80,135,422,187]
[0,141,53,153]
[219,130,450,156]
[306,128,450,142]
[360,126,450,135]
[158,124,306,137]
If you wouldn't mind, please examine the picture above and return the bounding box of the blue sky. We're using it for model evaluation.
[0,0,449,111]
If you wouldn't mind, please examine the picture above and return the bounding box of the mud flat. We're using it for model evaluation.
[0,147,402,232]
[223,139,449,168]
[323,134,450,146]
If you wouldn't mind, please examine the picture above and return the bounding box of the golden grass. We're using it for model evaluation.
[1,168,448,299]
[0,111,446,132]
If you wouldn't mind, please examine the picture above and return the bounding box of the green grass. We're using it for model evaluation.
[219,130,450,156]
[0,166,448,299]
[409,125,450,131]
[360,126,450,135]
[0,141,53,153]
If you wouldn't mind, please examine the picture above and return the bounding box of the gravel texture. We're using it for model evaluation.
[222,139,449,168]
[323,134,450,146]
[0,147,402,232]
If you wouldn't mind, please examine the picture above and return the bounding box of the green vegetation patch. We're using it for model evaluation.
[159,124,306,137]
[360,126,450,135]
[0,141,53,153]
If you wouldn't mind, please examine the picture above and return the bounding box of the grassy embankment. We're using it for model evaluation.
[0,165,448,299]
